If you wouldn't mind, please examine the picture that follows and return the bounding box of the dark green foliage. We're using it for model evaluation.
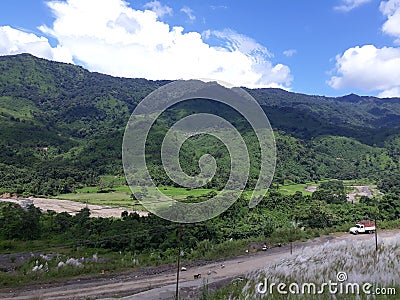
[0,189,398,252]
[319,180,344,193]
[377,174,400,194]
[0,203,41,240]
[0,53,399,196]
[0,54,165,195]
[1,187,399,289]
[312,180,347,204]
[248,88,400,145]
[378,194,400,220]
[1,54,400,287]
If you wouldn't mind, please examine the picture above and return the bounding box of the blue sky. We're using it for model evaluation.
[1,0,400,97]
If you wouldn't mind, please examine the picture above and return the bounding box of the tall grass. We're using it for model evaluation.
[239,233,400,299]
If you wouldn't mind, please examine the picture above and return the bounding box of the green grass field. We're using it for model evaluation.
[276,182,313,196]
[56,176,216,209]
[56,176,377,209]
[57,182,311,209]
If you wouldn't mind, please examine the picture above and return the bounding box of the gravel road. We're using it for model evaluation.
[1,229,398,300]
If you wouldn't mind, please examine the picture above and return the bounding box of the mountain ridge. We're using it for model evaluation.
[1,53,400,142]
[0,53,399,196]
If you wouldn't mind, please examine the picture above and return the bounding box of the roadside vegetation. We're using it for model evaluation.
[1,181,399,288]
[0,54,400,293]
[206,234,400,299]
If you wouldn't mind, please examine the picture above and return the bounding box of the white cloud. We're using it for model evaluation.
[144,1,172,18]
[207,29,272,59]
[180,6,196,22]
[328,0,400,97]
[378,87,400,97]
[334,0,373,12]
[0,25,72,63]
[328,45,400,96]
[283,49,297,57]
[203,29,292,88]
[380,0,400,43]
[31,0,292,89]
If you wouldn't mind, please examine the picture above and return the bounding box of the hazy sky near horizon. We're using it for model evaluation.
[1,0,400,97]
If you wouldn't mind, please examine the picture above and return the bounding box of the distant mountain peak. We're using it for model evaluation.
[338,93,363,103]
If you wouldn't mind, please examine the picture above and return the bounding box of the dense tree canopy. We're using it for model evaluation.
[1,54,400,195]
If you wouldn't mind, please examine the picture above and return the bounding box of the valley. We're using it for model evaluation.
[0,179,376,216]
[0,54,399,299]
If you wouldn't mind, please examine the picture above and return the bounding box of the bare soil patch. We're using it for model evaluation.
[0,197,148,218]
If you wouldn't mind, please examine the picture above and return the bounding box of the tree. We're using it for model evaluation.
[295,201,338,228]
[0,203,41,240]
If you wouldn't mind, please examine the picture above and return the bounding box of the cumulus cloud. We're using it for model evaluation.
[203,29,292,87]
[180,6,196,22]
[334,0,373,12]
[0,25,72,63]
[144,1,172,18]
[378,87,400,98]
[328,45,400,96]
[30,0,292,89]
[329,0,400,97]
[380,0,400,43]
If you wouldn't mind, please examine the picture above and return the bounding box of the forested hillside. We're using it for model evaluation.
[0,53,399,196]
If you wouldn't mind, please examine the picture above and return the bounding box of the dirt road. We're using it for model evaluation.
[1,230,398,300]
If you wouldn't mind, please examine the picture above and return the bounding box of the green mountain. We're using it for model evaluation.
[248,89,400,145]
[0,53,399,195]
